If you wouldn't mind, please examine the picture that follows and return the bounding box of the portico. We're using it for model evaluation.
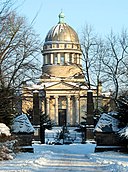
[44,93,80,126]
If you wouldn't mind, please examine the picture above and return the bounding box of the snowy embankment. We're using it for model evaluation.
[90,150,128,172]
[0,143,128,172]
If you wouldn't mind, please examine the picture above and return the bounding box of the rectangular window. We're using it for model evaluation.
[53,53,58,64]
[54,56,58,64]
[69,54,72,63]
[74,54,77,63]
[60,56,65,65]
[47,54,51,64]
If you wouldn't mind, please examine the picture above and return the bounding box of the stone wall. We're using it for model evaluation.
[95,132,120,146]
[13,134,33,146]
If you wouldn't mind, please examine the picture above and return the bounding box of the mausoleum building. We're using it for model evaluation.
[22,12,106,127]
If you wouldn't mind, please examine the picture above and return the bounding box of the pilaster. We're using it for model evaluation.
[75,96,80,124]
[54,95,58,125]
[67,95,71,125]
[46,96,50,116]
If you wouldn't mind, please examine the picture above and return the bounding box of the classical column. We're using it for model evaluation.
[55,96,58,125]
[45,54,48,64]
[72,53,74,63]
[50,54,53,64]
[42,55,45,65]
[65,53,69,63]
[67,95,71,125]
[75,96,80,124]
[46,96,50,116]
[57,53,60,64]
[77,54,80,64]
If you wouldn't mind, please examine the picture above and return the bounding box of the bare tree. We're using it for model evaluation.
[80,24,95,89]
[0,0,42,125]
[80,25,105,90]
[80,24,128,102]
[0,11,42,89]
[80,24,109,115]
[101,31,128,100]
[119,29,128,90]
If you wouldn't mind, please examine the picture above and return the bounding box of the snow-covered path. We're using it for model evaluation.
[0,144,110,172]
[1,143,128,172]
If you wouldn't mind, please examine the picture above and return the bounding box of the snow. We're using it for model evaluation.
[0,123,11,136]
[51,24,65,37]
[0,120,128,171]
[102,92,111,97]
[46,23,75,42]
[11,114,35,133]
[118,126,128,139]
[0,142,15,161]
[90,150,128,172]
[0,124,16,161]
[0,143,128,171]
[94,112,119,132]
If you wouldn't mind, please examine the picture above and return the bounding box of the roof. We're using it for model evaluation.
[44,12,79,43]
[45,23,79,43]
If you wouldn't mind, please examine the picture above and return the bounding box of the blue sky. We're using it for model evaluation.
[16,0,128,41]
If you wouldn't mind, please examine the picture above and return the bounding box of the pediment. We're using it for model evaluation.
[46,82,78,90]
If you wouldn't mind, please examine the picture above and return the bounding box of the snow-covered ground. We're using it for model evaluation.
[0,143,128,172]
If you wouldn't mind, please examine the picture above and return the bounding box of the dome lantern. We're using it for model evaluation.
[58,11,65,24]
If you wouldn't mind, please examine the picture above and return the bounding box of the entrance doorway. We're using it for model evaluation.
[58,109,66,126]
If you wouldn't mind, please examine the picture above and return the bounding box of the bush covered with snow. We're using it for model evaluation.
[0,123,11,136]
[115,95,128,142]
[94,95,128,150]
[0,141,15,161]
[0,123,16,161]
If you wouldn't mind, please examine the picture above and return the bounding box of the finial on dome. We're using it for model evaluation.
[58,11,65,24]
